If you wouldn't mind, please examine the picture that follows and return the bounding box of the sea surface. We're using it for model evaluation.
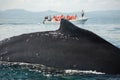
[0,17,120,80]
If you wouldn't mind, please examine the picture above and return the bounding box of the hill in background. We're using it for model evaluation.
[0,9,120,24]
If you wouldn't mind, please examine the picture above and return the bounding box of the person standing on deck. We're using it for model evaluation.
[81,10,84,18]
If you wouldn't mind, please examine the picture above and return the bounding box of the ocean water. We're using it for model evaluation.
[0,18,120,80]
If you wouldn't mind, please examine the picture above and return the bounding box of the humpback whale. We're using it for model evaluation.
[0,19,120,74]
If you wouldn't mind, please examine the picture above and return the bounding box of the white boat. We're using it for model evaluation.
[43,17,88,24]
[70,17,88,24]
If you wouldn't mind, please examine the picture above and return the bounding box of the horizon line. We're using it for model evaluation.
[0,9,120,13]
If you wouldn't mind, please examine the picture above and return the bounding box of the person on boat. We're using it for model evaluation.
[53,16,59,21]
[74,14,77,20]
[53,16,56,21]
[44,16,48,20]
[48,16,52,21]
[67,15,71,20]
[60,15,65,19]
[43,16,48,24]
[81,10,84,18]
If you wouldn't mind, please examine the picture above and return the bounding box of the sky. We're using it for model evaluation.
[0,0,120,12]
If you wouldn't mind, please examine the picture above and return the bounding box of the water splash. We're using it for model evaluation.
[0,61,120,80]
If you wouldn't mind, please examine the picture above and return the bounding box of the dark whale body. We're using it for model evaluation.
[0,19,120,74]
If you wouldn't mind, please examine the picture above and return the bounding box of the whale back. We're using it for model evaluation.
[0,19,120,74]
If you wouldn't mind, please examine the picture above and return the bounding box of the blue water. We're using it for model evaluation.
[0,17,120,80]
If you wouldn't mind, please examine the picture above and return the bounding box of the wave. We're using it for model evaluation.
[0,61,105,76]
[1,61,120,80]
